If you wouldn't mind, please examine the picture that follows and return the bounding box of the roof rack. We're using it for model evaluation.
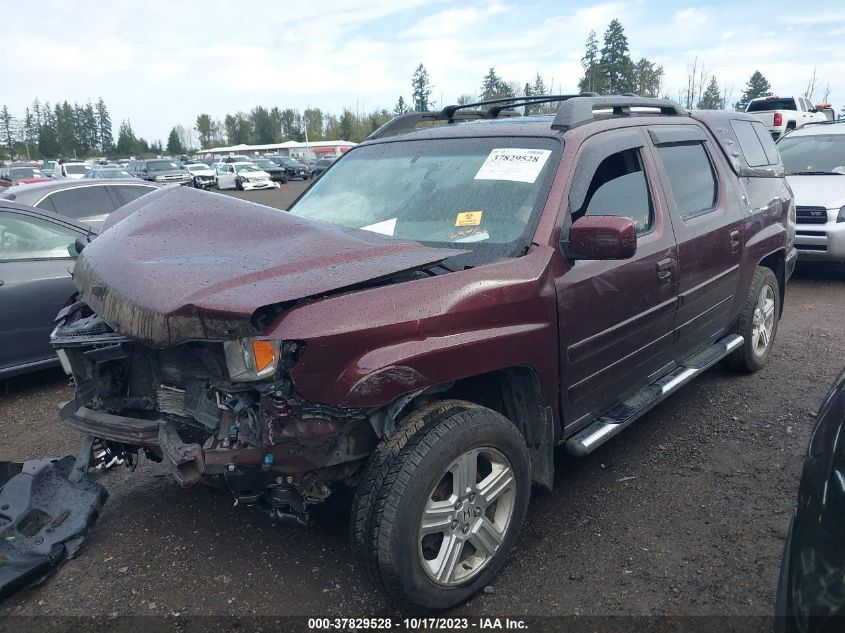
[367,94,688,140]
[551,96,687,130]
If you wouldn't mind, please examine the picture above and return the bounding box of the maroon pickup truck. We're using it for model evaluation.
[51,95,796,609]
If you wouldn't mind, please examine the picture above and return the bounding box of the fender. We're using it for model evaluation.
[265,246,561,417]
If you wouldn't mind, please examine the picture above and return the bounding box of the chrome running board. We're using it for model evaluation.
[565,334,744,457]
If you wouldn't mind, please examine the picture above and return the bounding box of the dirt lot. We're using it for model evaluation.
[1,190,843,622]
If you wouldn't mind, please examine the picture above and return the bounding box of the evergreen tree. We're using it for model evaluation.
[532,72,546,97]
[578,30,601,93]
[1,106,17,158]
[303,108,324,141]
[735,70,772,110]
[598,19,635,94]
[166,127,183,155]
[339,109,355,140]
[698,76,722,109]
[81,101,99,154]
[224,112,253,144]
[23,107,39,154]
[480,67,514,100]
[411,64,433,111]
[194,114,213,148]
[96,98,113,152]
[251,106,275,144]
[55,102,77,156]
[116,119,138,156]
[31,98,42,128]
[278,109,302,142]
[633,58,664,98]
[38,102,59,157]
[393,96,409,115]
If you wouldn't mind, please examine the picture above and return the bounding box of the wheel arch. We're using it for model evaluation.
[758,249,786,316]
[385,366,557,490]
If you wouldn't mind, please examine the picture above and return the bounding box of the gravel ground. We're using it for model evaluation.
[1,217,843,623]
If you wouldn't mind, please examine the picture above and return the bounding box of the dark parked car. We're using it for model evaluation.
[126,159,191,185]
[267,155,310,179]
[0,201,94,379]
[776,368,845,633]
[0,180,159,228]
[310,158,335,177]
[250,158,289,183]
[0,166,51,187]
[50,95,796,609]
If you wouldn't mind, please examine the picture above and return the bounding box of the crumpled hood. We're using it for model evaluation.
[786,175,845,210]
[73,186,463,347]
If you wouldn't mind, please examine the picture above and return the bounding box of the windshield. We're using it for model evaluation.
[747,98,796,112]
[778,134,845,174]
[10,168,43,179]
[253,160,275,168]
[316,159,334,166]
[187,164,210,172]
[289,137,560,267]
[100,169,133,178]
[65,164,90,174]
[147,160,178,171]
[235,165,261,173]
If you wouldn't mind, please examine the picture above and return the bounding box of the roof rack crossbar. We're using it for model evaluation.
[552,96,688,130]
[368,94,689,140]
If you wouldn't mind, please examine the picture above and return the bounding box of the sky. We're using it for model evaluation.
[4,0,844,142]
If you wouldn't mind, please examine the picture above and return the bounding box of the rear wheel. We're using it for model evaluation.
[351,400,530,609]
[727,266,780,372]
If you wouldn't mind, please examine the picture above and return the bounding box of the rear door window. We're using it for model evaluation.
[112,184,156,206]
[37,186,117,219]
[730,120,769,167]
[655,143,718,220]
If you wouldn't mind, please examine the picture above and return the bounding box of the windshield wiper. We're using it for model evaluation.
[791,170,843,175]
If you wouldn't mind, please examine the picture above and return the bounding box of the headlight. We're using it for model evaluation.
[223,338,281,382]
[837,205,845,223]
[155,175,166,181]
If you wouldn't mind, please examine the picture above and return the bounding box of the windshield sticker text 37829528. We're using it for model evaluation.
[474,148,552,184]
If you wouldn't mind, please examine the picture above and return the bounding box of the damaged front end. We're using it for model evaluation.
[52,300,378,526]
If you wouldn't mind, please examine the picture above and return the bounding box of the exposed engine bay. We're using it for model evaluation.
[52,299,379,526]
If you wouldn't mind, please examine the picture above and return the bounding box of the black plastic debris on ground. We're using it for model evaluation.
[0,455,107,602]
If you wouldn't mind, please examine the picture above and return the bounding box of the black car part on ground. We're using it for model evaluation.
[0,455,107,602]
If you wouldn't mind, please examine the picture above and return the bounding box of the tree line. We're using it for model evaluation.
[1,18,835,161]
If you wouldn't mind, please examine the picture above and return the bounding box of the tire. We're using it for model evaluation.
[726,266,780,373]
[351,400,530,609]
[235,178,243,191]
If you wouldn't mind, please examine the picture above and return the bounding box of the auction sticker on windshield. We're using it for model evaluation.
[455,210,483,226]
[474,148,552,183]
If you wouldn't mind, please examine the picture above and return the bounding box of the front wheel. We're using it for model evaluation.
[727,266,780,372]
[351,400,530,609]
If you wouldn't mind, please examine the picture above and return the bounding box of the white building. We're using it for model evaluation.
[196,140,355,161]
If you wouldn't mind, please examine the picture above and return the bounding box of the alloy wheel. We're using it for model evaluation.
[418,447,516,586]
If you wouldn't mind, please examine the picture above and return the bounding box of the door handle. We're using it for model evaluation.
[656,258,672,284]
[729,229,742,252]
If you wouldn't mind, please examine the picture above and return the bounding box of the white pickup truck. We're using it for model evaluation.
[746,96,828,140]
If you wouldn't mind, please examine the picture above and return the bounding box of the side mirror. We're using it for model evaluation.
[73,235,91,255]
[563,215,637,260]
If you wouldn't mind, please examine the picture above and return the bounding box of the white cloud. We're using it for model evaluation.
[3,0,844,141]
[399,3,510,38]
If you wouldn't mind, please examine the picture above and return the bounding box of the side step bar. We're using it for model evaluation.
[565,334,743,457]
